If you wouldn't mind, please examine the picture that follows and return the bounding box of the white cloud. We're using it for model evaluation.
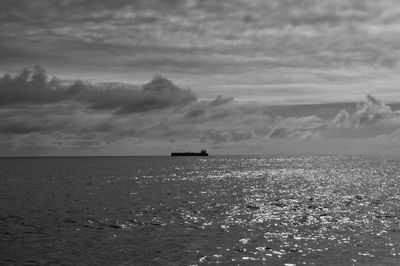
[328,94,400,129]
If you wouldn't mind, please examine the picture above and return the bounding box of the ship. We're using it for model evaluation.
[171,149,209,156]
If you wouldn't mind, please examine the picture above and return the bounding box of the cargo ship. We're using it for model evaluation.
[171,149,209,156]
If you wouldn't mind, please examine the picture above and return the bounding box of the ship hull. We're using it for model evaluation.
[171,152,208,156]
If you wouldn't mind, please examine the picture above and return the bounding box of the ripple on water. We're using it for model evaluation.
[0,156,400,265]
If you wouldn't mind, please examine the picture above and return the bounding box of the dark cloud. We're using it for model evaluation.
[182,95,236,120]
[0,65,81,105]
[184,109,206,119]
[201,130,229,145]
[82,75,197,114]
[210,95,234,106]
[0,67,197,113]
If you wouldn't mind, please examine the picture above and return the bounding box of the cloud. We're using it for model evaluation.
[265,94,400,141]
[184,109,206,119]
[1,67,400,155]
[268,116,325,140]
[199,128,253,145]
[16,131,107,150]
[328,94,400,129]
[200,130,229,145]
[2,0,400,82]
[373,129,400,143]
[0,65,80,105]
[355,94,395,127]
[210,95,234,106]
[230,130,252,142]
[1,1,400,117]
[329,109,351,129]
[81,74,197,114]
[0,67,197,113]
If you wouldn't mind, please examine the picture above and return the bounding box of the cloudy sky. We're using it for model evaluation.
[1,0,400,156]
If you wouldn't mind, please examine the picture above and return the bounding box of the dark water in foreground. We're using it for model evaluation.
[0,156,400,265]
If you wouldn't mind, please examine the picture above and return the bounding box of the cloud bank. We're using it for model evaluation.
[1,67,400,155]
[0,66,197,113]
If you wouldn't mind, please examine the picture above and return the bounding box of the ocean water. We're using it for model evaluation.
[0,156,400,265]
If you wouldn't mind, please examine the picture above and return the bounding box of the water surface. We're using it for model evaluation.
[0,156,400,265]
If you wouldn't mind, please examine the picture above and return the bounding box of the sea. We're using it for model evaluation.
[0,155,400,265]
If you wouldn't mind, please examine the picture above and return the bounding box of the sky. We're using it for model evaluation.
[1,0,400,156]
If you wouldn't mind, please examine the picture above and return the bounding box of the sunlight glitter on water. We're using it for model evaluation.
[1,156,400,265]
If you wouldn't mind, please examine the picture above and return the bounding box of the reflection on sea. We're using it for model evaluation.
[0,156,399,265]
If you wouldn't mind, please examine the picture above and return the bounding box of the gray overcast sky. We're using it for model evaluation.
[2,0,400,102]
[1,0,400,155]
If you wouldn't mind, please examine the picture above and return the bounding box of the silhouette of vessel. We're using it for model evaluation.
[171,149,209,156]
